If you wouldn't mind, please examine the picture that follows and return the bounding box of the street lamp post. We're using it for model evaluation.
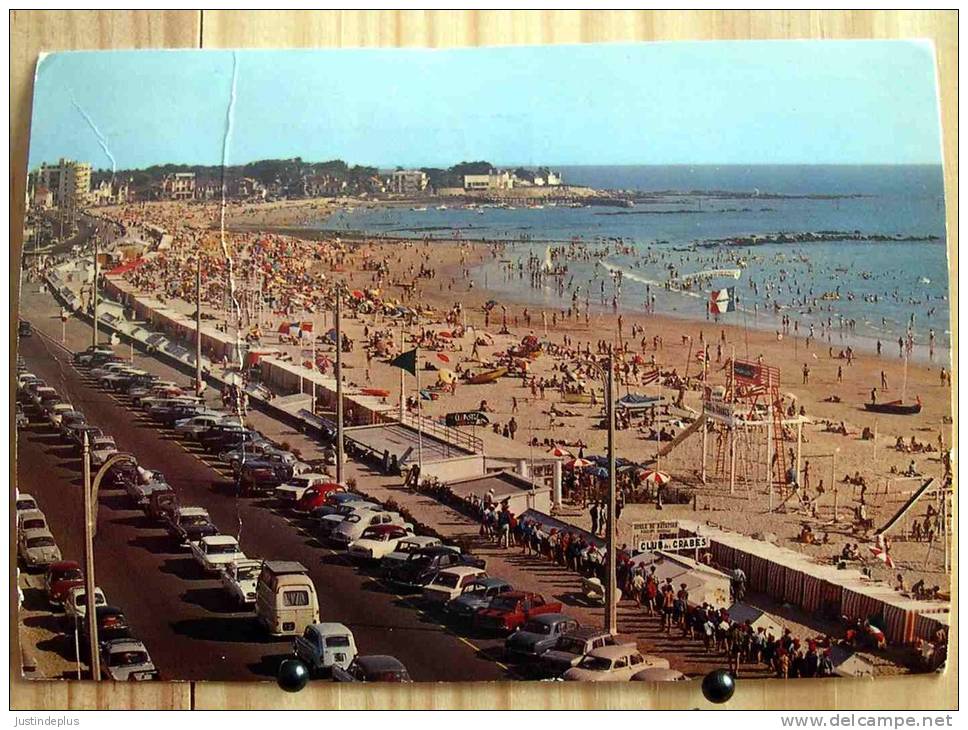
[195,252,203,394]
[584,353,618,634]
[334,286,345,485]
[91,229,99,349]
[81,433,100,680]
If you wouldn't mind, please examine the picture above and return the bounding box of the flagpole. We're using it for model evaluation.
[311,326,317,414]
[399,323,405,422]
[416,352,423,473]
[335,290,345,485]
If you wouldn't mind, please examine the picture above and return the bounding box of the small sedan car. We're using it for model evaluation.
[191,535,246,574]
[220,558,263,606]
[444,577,514,621]
[89,436,119,469]
[347,524,412,562]
[331,655,412,683]
[44,560,85,607]
[562,645,663,682]
[19,528,62,570]
[422,566,488,606]
[537,628,634,677]
[64,586,108,626]
[15,492,38,516]
[504,613,580,663]
[100,638,160,681]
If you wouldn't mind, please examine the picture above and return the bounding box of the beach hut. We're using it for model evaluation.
[829,646,876,678]
[726,602,784,638]
[629,551,731,608]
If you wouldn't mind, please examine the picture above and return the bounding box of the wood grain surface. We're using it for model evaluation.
[9,9,957,711]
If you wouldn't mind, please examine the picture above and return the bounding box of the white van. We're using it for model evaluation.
[255,561,319,637]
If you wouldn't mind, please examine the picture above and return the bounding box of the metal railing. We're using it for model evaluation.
[399,410,484,455]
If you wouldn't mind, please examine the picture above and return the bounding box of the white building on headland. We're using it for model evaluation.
[162,172,196,200]
[463,171,514,191]
[36,158,92,211]
[389,170,429,195]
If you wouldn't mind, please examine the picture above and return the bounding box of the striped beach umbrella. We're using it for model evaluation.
[565,457,593,470]
[639,469,671,486]
[547,445,572,458]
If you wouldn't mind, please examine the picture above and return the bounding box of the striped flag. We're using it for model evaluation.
[709,287,736,314]
[869,535,895,568]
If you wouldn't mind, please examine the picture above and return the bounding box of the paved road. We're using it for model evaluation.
[16,288,509,682]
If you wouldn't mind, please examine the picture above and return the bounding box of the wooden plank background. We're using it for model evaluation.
[9,9,957,710]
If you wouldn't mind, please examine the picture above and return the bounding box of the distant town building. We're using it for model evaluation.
[162,172,196,200]
[233,177,267,200]
[302,174,345,197]
[36,158,92,212]
[91,178,130,206]
[463,171,513,191]
[31,185,53,210]
[389,169,429,195]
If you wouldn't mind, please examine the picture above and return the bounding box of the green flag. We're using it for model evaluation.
[390,348,417,376]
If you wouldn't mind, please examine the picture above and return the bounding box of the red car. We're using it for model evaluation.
[474,591,563,633]
[293,483,345,513]
[44,561,85,608]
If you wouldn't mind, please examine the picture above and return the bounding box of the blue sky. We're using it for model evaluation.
[28,41,942,171]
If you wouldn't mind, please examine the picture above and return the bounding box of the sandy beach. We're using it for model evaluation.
[98,199,954,593]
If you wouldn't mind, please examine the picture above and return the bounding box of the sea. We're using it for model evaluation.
[316,165,950,360]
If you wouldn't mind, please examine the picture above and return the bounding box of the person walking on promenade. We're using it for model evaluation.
[589,502,600,536]
[802,460,811,491]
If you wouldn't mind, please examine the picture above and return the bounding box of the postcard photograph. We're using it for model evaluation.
[16,41,952,684]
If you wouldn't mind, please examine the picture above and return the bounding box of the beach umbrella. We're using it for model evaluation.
[588,466,609,479]
[547,445,572,458]
[565,457,593,470]
[436,352,451,363]
[437,368,457,384]
[639,469,671,486]
[351,289,365,299]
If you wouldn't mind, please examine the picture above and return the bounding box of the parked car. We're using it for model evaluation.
[347,524,412,562]
[44,560,85,607]
[315,502,383,539]
[220,558,263,606]
[59,411,88,440]
[504,614,581,663]
[19,528,62,570]
[47,402,75,428]
[380,536,448,573]
[444,577,514,621]
[562,645,660,682]
[104,457,140,490]
[473,591,563,634]
[422,566,489,606]
[630,667,687,682]
[64,585,107,626]
[99,639,160,681]
[292,482,347,514]
[173,413,229,440]
[537,627,635,677]
[70,425,104,452]
[384,546,485,592]
[238,460,294,496]
[274,472,335,506]
[199,424,262,453]
[191,535,246,574]
[18,320,33,337]
[74,346,115,366]
[166,506,218,546]
[331,655,412,683]
[78,605,132,660]
[16,403,29,428]
[18,508,48,533]
[15,492,38,516]
[89,436,119,469]
[293,622,358,675]
[330,510,412,548]
[124,467,171,509]
[155,401,211,428]
[147,490,179,524]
